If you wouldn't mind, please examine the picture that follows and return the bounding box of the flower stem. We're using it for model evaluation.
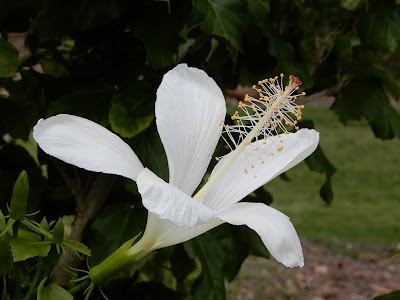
[89,234,147,284]
[24,258,45,300]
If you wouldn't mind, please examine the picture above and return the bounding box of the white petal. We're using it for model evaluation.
[156,64,226,195]
[33,114,144,181]
[217,202,304,268]
[137,168,216,228]
[203,129,319,211]
[140,212,223,249]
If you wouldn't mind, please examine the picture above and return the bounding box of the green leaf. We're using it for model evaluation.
[9,170,29,221]
[299,120,336,203]
[340,0,364,10]
[185,226,239,299]
[10,233,51,262]
[48,87,113,127]
[185,232,227,300]
[0,209,6,232]
[88,201,145,266]
[134,4,180,68]
[109,82,155,138]
[332,78,400,140]
[63,239,90,256]
[51,219,64,245]
[359,2,400,52]
[171,244,197,294]
[0,99,30,139]
[39,58,69,78]
[0,38,19,78]
[372,290,400,300]
[234,226,270,259]
[130,124,168,181]
[37,278,73,300]
[246,0,270,25]
[191,0,246,49]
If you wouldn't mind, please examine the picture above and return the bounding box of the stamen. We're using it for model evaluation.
[219,74,305,174]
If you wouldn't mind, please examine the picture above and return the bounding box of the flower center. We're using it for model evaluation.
[220,74,304,155]
[193,74,305,201]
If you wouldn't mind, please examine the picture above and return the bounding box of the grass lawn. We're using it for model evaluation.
[267,105,400,244]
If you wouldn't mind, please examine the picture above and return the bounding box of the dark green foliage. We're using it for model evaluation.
[372,290,400,300]
[1,0,399,298]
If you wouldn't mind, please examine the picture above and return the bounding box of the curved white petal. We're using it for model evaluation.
[33,114,144,181]
[156,64,226,195]
[217,202,304,268]
[203,129,319,211]
[137,168,216,228]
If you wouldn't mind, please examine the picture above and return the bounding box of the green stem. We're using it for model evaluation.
[68,279,91,295]
[2,276,6,300]
[89,236,149,285]
[12,262,22,300]
[24,258,45,300]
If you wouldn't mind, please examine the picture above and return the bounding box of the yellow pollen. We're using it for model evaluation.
[277,146,283,152]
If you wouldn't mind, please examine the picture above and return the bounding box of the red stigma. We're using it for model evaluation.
[289,75,302,86]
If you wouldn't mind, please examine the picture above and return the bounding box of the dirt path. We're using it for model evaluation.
[227,240,400,300]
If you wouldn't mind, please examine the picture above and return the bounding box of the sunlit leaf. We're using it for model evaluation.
[10,233,51,262]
